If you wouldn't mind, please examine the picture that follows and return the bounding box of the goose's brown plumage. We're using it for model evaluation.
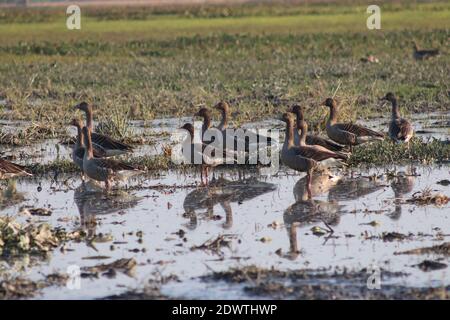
[74,102,133,156]
[0,158,32,179]
[281,113,318,199]
[82,126,140,190]
[322,98,384,152]
[296,120,348,162]
[290,104,346,152]
[180,123,239,185]
[380,92,414,144]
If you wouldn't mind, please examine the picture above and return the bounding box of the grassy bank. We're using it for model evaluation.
[0,1,448,144]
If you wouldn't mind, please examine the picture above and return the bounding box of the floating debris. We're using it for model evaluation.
[437,179,450,186]
[395,242,450,256]
[360,220,381,227]
[0,216,87,254]
[259,237,272,243]
[382,232,409,242]
[82,258,137,277]
[310,226,329,236]
[19,206,52,217]
[415,260,448,272]
[406,190,449,206]
[191,234,237,256]
[0,277,45,299]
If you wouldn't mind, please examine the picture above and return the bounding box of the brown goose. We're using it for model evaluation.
[70,118,107,178]
[290,104,346,152]
[82,127,141,190]
[280,113,346,199]
[0,158,32,179]
[413,41,439,60]
[380,92,414,145]
[74,102,133,157]
[322,98,384,152]
[180,123,237,185]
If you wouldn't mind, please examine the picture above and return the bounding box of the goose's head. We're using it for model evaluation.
[214,101,230,114]
[290,104,304,119]
[380,92,396,103]
[180,123,194,138]
[280,112,295,125]
[194,107,211,118]
[74,101,91,113]
[322,98,336,109]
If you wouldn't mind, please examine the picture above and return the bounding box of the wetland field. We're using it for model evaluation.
[0,0,449,301]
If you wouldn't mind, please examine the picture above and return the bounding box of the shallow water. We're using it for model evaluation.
[0,162,449,299]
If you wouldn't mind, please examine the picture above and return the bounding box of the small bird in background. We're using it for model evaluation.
[412,41,440,60]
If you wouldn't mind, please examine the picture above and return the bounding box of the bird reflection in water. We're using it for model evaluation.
[281,171,344,260]
[183,177,276,230]
[74,181,142,236]
[388,167,416,220]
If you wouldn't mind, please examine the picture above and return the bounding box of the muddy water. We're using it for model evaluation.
[1,163,449,299]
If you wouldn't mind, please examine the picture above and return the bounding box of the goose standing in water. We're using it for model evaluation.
[0,158,32,179]
[380,92,414,146]
[322,98,384,152]
[82,127,141,191]
[74,102,133,157]
[290,104,345,152]
[280,113,347,199]
[180,123,236,185]
[70,118,107,180]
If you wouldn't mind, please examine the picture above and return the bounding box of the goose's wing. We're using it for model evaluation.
[91,132,133,152]
[395,118,414,140]
[0,158,32,176]
[306,135,345,152]
[91,158,137,172]
[297,145,346,161]
[335,123,383,137]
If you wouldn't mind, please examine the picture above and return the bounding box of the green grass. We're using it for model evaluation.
[0,1,448,132]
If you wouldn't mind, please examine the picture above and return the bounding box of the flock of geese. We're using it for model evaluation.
[0,92,413,197]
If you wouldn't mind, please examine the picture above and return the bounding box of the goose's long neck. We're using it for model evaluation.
[219,110,228,130]
[202,116,211,139]
[295,110,304,130]
[299,121,307,146]
[328,105,338,125]
[390,99,400,119]
[85,129,94,159]
[75,125,83,148]
[284,120,295,148]
[85,109,94,131]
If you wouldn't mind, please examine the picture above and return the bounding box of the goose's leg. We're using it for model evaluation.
[306,172,313,200]
[205,167,209,185]
[105,179,111,192]
[200,165,204,186]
